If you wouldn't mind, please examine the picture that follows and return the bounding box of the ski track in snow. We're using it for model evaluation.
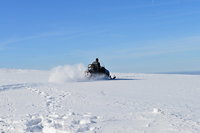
[0,83,30,91]
[0,83,42,91]
[1,71,200,133]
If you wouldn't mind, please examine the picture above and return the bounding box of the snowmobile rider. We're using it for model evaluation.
[92,58,101,71]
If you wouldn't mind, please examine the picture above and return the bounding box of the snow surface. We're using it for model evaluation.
[1,68,200,133]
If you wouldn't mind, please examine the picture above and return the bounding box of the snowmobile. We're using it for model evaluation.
[85,63,116,80]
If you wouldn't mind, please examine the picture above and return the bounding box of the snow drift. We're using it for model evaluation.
[48,64,86,83]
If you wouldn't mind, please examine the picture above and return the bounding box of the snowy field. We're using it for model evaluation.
[0,68,200,133]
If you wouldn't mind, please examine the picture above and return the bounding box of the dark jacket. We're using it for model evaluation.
[92,61,101,71]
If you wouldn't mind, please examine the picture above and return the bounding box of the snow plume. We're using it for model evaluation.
[48,64,86,83]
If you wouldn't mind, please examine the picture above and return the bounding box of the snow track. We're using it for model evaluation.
[0,112,100,133]
[0,83,101,133]
[25,112,100,133]
[0,83,29,91]
[27,86,71,113]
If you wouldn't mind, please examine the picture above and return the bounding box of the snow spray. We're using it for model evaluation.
[48,64,86,83]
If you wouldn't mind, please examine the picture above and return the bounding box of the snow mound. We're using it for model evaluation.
[48,64,86,83]
[152,108,164,114]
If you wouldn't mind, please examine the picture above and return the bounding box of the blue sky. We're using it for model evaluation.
[0,0,200,72]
